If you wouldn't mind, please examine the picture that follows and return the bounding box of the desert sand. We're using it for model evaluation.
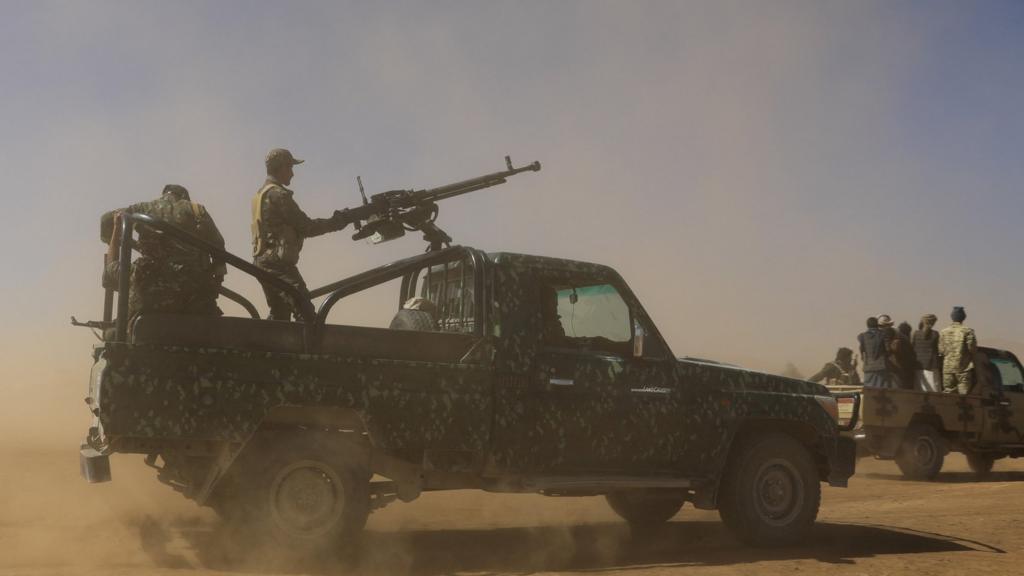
[1,435,1022,576]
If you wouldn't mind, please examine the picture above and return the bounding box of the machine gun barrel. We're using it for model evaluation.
[416,158,541,203]
[344,156,541,250]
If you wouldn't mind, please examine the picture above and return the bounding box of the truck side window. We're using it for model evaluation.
[413,258,475,334]
[542,282,631,355]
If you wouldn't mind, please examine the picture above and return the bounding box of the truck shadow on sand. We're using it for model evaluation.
[864,470,1024,484]
[150,519,1004,575]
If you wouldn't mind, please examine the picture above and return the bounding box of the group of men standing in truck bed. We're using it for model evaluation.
[100,148,351,323]
[809,307,978,395]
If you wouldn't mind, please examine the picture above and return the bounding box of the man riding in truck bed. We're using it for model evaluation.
[939,306,977,394]
[252,148,352,321]
[100,184,226,321]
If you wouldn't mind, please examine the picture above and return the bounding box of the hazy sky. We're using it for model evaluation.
[4,0,1024,392]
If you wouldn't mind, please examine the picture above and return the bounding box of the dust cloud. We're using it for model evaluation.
[5,2,1024,574]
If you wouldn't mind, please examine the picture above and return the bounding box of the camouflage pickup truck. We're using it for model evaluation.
[861,346,1024,480]
[79,214,856,555]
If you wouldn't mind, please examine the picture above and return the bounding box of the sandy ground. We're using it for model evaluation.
[2,440,1023,576]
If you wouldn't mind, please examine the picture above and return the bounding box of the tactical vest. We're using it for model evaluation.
[251,182,276,257]
[861,329,888,372]
[913,329,939,370]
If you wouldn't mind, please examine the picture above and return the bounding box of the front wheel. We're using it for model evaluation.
[895,424,945,480]
[606,490,686,528]
[717,433,821,546]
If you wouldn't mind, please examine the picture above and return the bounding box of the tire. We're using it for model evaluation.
[895,424,945,480]
[389,309,436,331]
[717,433,821,547]
[606,490,686,528]
[966,452,995,476]
[229,440,370,559]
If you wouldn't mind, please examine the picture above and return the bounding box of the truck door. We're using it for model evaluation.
[532,280,636,472]
[490,269,639,474]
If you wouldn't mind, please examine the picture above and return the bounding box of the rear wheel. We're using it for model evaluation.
[606,490,686,528]
[717,433,821,546]
[966,452,995,476]
[227,440,370,559]
[895,424,945,480]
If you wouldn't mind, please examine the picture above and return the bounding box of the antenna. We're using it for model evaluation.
[357,176,368,205]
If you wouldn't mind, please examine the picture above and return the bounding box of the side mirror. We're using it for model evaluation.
[633,318,645,357]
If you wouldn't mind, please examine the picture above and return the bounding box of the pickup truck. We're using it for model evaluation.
[860,346,1024,479]
[79,214,856,556]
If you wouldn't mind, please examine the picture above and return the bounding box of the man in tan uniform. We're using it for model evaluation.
[938,306,977,394]
[252,148,351,321]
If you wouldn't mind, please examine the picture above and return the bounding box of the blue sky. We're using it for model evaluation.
[3,0,1024,385]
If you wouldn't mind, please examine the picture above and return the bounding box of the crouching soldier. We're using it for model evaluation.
[808,347,861,387]
[101,184,226,321]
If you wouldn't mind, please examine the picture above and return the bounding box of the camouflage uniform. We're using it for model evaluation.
[252,158,347,321]
[101,186,225,320]
[939,322,977,394]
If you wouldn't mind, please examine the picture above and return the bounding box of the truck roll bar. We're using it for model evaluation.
[112,214,316,343]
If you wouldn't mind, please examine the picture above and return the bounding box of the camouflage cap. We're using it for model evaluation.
[265,148,304,168]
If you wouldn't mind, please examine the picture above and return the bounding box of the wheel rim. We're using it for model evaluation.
[269,460,345,538]
[752,458,804,526]
[912,436,937,468]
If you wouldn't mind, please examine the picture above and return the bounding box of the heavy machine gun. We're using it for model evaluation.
[341,156,541,251]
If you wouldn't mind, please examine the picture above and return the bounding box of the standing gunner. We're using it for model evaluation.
[252,148,351,321]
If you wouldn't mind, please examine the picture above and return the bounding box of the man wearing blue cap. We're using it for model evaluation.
[938,306,977,394]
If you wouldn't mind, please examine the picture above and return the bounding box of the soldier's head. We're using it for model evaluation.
[877,314,893,328]
[921,313,937,329]
[866,316,878,329]
[898,321,912,337]
[951,306,966,323]
[162,184,190,201]
[836,347,853,364]
[265,148,304,185]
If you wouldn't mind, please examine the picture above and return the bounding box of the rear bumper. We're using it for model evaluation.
[827,436,857,487]
[80,445,111,483]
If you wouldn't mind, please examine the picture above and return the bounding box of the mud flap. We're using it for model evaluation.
[828,436,856,487]
[80,446,111,483]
